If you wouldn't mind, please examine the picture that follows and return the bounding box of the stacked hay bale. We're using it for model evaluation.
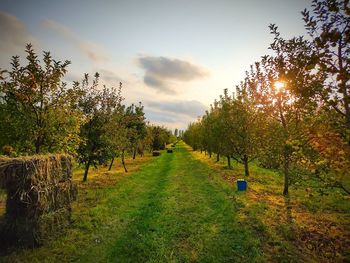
[0,154,77,248]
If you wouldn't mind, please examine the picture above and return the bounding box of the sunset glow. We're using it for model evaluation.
[0,1,348,261]
[0,0,309,129]
[274,81,286,93]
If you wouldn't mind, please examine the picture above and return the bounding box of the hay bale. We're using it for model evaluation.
[152,151,161,156]
[0,154,77,248]
[167,149,173,153]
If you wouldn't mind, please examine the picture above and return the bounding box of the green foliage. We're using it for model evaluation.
[183,121,203,151]
[0,44,82,155]
[302,0,350,141]
[148,125,173,150]
[124,102,147,158]
[76,74,124,181]
[184,0,350,195]
[174,128,178,137]
[185,87,267,176]
[0,44,155,181]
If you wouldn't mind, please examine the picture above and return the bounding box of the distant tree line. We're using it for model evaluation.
[184,0,350,195]
[0,44,175,181]
[173,128,184,138]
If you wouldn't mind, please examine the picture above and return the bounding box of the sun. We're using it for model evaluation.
[274,81,286,92]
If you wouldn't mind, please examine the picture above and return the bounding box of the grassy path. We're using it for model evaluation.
[106,143,260,262]
[2,143,261,262]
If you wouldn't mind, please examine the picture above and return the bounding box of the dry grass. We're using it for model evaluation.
[189,147,350,263]
[0,154,76,248]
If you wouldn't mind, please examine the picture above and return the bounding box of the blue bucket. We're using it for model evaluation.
[237,179,247,191]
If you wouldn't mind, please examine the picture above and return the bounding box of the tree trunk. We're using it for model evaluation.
[209,151,212,158]
[216,153,220,162]
[283,152,289,196]
[121,150,128,173]
[227,156,231,168]
[243,155,249,176]
[35,136,42,154]
[83,159,91,182]
[133,148,136,160]
[108,157,114,171]
[279,98,289,195]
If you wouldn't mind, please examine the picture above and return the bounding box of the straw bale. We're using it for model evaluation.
[0,154,77,248]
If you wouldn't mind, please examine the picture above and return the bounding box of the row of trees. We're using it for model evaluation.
[0,44,175,181]
[173,128,185,138]
[184,0,350,195]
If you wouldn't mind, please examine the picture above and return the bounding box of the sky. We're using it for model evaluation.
[0,0,312,130]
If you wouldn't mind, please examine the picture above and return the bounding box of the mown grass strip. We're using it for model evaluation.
[2,143,264,262]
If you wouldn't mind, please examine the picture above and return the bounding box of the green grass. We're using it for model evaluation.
[1,143,263,263]
[2,143,348,262]
[191,148,350,263]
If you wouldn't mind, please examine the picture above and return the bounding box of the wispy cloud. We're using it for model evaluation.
[99,69,124,84]
[145,109,178,124]
[42,19,107,63]
[0,11,35,55]
[138,56,209,94]
[147,99,207,119]
[144,99,208,130]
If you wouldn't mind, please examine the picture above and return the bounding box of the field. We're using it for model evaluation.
[0,142,349,262]
[191,147,350,262]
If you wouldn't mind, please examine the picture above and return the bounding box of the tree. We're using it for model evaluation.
[224,87,266,176]
[201,112,215,158]
[208,101,226,162]
[306,109,350,194]
[302,0,350,143]
[138,125,154,155]
[149,125,173,150]
[300,0,350,193]
[183,121,203,151]
[174,128,179,138]
[77,74,123,181]
[124,102,147,160]
[0,44,82,154]
[253,25,319,195]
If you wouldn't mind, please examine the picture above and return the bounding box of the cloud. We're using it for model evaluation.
[144,99,208,129]
[138,56,209,94]
[147,99,207,119]
[143,73,175,94]
[145,109,178,124]
[42,19,106,63]
[0,11,35,54]
[139,56,208,81]
[99,69,124,84]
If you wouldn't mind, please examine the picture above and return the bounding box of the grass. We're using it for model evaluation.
[1,143,349,262]
[191,148,350,263]
[1,143,262,262]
